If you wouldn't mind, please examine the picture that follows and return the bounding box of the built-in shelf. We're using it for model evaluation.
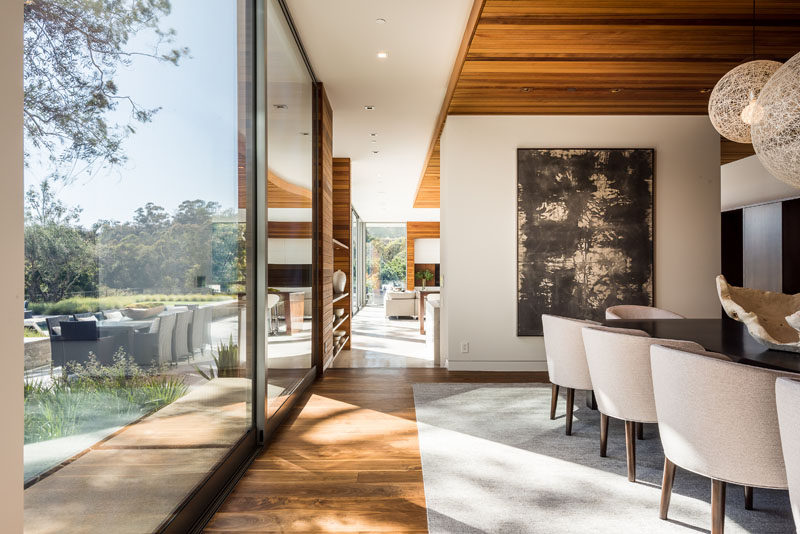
[332,335,349,360]
[332,313,350,332]
[332,292,349,304]
[333,238,349,250]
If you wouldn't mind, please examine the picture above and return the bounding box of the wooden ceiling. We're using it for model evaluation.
[413,138,440,208]
[413,0,800,208]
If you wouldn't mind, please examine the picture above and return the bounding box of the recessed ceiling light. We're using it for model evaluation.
[377,51,388,59]
[372,150,379,155]
[521,87,532,93]
[610,88,623,93]
[273,104,288,109]
[567,87,577,92]
[370,133,378,137]
[364,105,375,111]
[371,139,377,143]
[700,88,711,94]
[300,132,309,136]
[375,18,386,24]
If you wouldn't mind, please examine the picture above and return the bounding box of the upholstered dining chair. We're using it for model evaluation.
[582,326,704,482]
[651,346,800,534]
[776,377,800,531]
[541,314,601,435]
[605,305,684,320]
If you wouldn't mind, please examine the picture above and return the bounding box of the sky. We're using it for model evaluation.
[24,0,240,227]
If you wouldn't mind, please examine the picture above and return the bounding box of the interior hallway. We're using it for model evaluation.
[205,368,546,532]
[332,306,435,368]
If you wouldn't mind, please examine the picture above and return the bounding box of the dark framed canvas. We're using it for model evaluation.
[517,148,654,336]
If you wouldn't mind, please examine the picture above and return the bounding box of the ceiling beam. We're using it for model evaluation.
[412,0,486,209]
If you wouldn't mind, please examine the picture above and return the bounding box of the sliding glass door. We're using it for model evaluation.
[23,0,258,531]
[265,0,314,417]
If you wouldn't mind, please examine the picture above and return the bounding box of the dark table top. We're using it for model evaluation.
[603,317,800,374]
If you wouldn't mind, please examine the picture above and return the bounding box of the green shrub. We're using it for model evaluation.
[24,351,189,443]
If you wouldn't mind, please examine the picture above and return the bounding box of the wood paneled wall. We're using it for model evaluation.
[333,158,352,353]
[268,221,312,239]
[406,221,440,290]
[314,83,333,374]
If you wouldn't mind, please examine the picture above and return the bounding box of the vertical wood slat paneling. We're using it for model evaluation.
[332,158,352,354]
[314,83,334,373]
[406,222,440,290]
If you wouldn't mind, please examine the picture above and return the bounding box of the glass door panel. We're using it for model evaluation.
[265,0,314,417]
[22,0,255,530]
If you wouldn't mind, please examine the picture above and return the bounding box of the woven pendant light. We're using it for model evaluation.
[708,60,782,143]
[751,50,800,188]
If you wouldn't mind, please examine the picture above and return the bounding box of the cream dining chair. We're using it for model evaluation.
[776,377,800,531]
[651,345,800,534]
[605,305,684,320]
[582,326,704,482]
[541,314,600,435]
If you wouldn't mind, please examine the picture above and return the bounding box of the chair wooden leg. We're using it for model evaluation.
[712,479,727,534]
[624,420,636,482]
[636,421,644,440]
[550,383,559,420]
[600,413,609,457]
[660,457,677,520]
[744,486,753,510]
[586,390,597,410]
[565,388,575,435]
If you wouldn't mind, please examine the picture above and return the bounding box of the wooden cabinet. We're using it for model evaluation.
[722,197,800,294]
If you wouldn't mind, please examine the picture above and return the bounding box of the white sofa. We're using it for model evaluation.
[384,291,418,318]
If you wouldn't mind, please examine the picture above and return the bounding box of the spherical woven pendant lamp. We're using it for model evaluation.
[751,50,800,188]
[708,60,781,143]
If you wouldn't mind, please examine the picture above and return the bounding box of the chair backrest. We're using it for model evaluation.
[189,309,203,352]
[651,345,800,489]
[60,320,99,341]
[605,305,684,320]
[155,313,177,365]
[541,314,601,390]
[267,294,280,309]
[582,326,702,423]
[148,317,160,334]
[46,315,71,338]
[103,310,123,322]
[173,311,192,358]
[776,377,800,529]
[201,307,212,345]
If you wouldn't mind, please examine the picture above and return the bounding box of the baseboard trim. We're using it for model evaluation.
[445,360,548,372]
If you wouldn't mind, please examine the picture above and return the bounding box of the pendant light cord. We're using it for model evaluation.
[752,0,756,60]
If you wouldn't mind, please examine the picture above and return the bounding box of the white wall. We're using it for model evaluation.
[414,238,440,263]
[0,0,24,529]
[441,116,721,371]
[721,155,798,211]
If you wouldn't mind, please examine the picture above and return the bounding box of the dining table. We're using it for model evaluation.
[603,316,800,373]
[97,319,155,357]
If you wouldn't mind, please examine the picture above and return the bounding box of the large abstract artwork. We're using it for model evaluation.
[517,148,654,336]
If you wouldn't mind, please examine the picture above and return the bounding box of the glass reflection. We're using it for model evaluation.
[266,0,313,416]
[22,0,254,530]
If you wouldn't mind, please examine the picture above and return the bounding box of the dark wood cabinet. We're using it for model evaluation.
[722,197,800,294]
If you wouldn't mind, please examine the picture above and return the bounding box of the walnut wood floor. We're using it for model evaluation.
[205,368,548,532]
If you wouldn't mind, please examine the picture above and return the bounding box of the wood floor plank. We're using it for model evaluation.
[206,367,547,533]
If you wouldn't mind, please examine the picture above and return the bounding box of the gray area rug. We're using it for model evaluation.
[413,383,796,534]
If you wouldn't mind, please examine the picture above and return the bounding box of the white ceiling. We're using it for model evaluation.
[286,0,472,222]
